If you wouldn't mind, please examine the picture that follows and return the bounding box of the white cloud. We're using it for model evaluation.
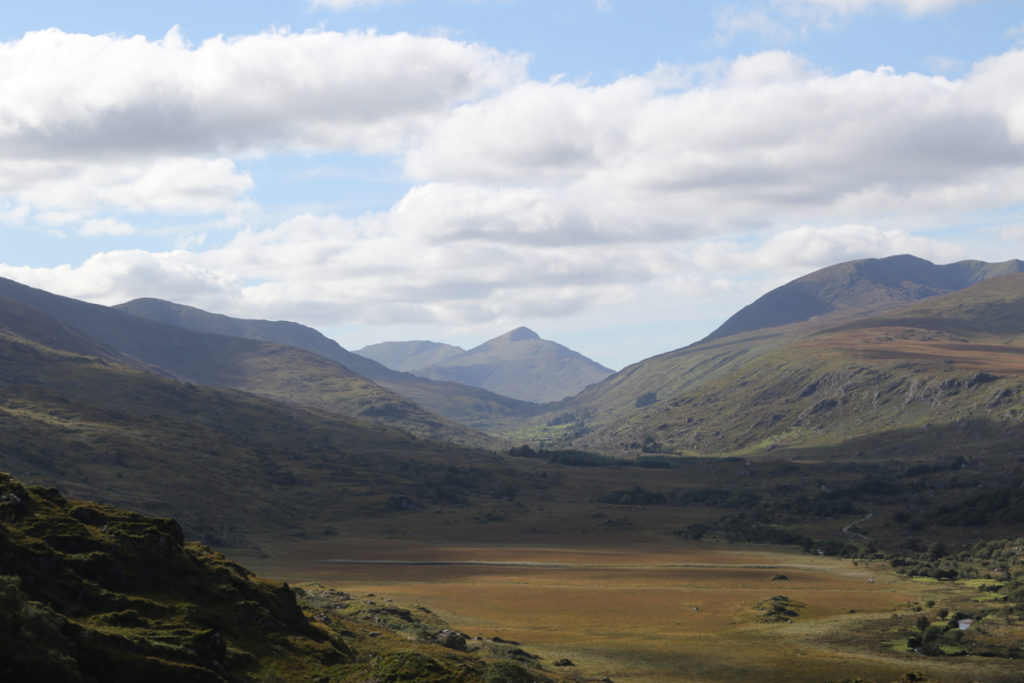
[402,50,1024,246]
[0,27,525,220]
[689,224,965,274]
[0,157,254,216]
[0,27,525,158]
[3,27,1024,351]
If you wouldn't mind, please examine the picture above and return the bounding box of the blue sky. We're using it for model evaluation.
[2,0,1024,369]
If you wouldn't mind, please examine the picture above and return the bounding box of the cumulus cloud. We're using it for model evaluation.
[0,27,525,221]
[0,210,972,338]
[404,50,1024,245]
[4,26,1024,350]
[0,27,525,158]
[0,157,254,216]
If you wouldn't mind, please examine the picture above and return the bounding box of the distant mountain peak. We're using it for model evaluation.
[503,326,540,342]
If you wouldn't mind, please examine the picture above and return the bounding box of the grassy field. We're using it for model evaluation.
[246,535,1024,683]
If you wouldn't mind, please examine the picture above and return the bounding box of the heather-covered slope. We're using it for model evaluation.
[703,255,1024,342]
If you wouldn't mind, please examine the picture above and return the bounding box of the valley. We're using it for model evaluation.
[2,255,1024,681]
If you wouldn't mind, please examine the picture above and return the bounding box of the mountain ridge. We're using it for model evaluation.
[703,255,1024,342]
[0,277,496,448]
[116,297,540,432]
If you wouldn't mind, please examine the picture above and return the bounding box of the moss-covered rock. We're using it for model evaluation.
[0,473,351,681]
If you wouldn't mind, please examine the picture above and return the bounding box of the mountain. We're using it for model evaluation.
[532,271,1024,456]
[116,297,539,432]
[397,327,615,403]
[703,255,1024,342]
[357,339,465,372]
[0,278,495,448]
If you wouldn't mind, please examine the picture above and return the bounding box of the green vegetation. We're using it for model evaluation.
[0,473,573,681]
[0,472,349,681]
[4,262,1024,681]
[512,273,1024,458]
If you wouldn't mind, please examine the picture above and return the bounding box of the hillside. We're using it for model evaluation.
[357,339,465,371]
[117,297,539,432]
[400,327,614,403]
[518,271,1024,455]
[0,278,496,448]
[703,255,1024,342]
[0,473,350,681]
[0,473,570,682]
[0,323,479,539]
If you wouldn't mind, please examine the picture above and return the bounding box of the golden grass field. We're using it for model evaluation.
[246,531,1024,683]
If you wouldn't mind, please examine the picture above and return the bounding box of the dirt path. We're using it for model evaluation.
[842,511,874,541]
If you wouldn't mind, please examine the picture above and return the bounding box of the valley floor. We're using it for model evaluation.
[243,536,1024,683]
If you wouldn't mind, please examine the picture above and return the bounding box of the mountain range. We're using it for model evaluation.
[3,254,1024,681]
[115,297,540,432]
[5,253,1024,458]
[358,326,614,402]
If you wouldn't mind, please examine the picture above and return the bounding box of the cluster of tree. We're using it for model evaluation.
[508,445,617,467]
[594,486,760,509]
[906,611,968,656]
[889,538,1024,602]
[931,488,1024,526]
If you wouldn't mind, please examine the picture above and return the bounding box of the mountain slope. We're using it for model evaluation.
[116,297,539,432]
[357,339,464,372]
[704,255,1024,342]
[0,473,350,681]
[552,272,1024,455]
[0,473,569,682]
[410,327,614,403]
[0,278,494,448]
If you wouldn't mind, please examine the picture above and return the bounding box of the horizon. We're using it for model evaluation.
[2,1,1024,369]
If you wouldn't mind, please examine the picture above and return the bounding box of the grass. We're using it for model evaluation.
[245,537,1024,683]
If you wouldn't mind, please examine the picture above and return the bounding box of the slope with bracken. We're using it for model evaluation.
[0,278,496,448]
[563,273,1024,455]
[116,297,540,432]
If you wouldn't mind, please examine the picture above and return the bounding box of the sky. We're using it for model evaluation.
[2,0,1024,370]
